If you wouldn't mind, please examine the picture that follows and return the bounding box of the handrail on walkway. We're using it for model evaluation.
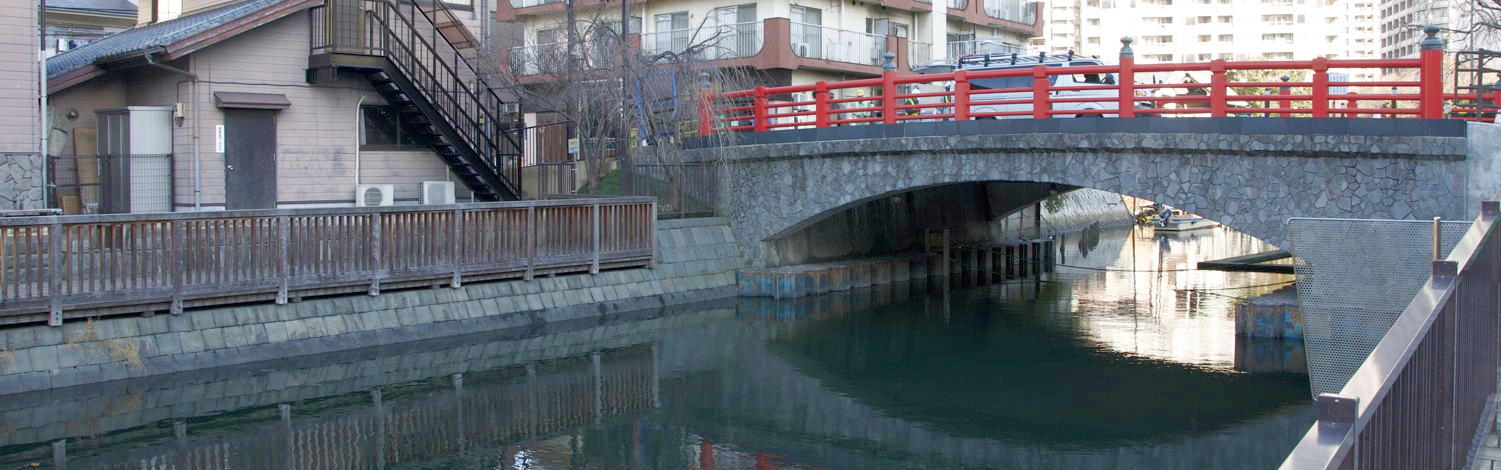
[699,26,1494,135]
[0,198,657,327]
[1280,198,1501,469]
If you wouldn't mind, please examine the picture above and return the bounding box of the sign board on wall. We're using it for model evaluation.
[215,125,225,153]
[567,138,580,155]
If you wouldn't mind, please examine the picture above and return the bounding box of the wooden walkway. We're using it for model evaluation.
[0,198,656,326]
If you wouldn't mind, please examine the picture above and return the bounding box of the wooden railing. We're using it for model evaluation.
[699,27,1486,135]
[0,198,656,326]
[1280,199,1501,469]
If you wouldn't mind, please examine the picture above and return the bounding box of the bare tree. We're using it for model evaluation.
[480,3,758,208]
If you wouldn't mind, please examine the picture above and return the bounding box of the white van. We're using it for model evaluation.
[917,53,1145,118]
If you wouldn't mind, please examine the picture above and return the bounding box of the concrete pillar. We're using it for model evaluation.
[927,10,947,62]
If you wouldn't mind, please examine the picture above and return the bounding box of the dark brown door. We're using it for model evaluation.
[224,109,278,210]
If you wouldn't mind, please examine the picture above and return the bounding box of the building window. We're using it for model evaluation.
[1218,34,1234,41]
[442,0,473,10]
[1262,14,1293,25]
[791,5,823,58]
[361,106,422,148]
[1264,52,1294,59]
[1262,33,1294,43]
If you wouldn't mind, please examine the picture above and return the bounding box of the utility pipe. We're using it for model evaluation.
[355,95,365,187]
[145,51,200,210]
[39,0,48,209]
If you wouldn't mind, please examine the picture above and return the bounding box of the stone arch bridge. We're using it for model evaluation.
[681,119,1499,267]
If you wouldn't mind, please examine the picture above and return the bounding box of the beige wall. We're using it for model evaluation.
[0,0,39,156]
[47,79,128,155]
[178,12,470,208]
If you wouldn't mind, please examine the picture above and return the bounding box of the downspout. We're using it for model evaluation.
[39,0,48,209]
[355,95,365,187]
[145,51,200,210]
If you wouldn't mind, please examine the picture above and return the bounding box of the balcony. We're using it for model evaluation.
[508,39,621,75]
[791,22,887,66]
[947,37,1023,59]
[909,40,934,66]
[641,22,764,61]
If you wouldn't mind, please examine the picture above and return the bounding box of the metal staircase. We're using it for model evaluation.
[310,0,521,200]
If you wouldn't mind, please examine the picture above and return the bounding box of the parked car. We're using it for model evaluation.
[915,53,1154,118]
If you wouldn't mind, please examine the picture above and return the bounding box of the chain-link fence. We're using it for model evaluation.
[1289,217,1471,396]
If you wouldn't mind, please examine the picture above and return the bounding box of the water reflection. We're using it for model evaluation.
[0,225,1309,470]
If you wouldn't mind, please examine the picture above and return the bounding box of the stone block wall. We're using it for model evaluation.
[0,217,743,395]
[0,153,44,210]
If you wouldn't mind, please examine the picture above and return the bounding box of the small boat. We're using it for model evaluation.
[1152,209,1220,232]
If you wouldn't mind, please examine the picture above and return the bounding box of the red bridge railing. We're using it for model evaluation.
[698,27,1494,136]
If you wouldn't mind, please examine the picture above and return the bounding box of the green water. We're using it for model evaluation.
[0,225,1310,469]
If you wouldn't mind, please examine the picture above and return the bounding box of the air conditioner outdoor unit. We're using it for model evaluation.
[355,184,395,207]
[422,181,456,205]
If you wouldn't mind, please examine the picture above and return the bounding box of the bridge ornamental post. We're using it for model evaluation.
[814,81,830,128]
[1117,37,1135,118]
[1419,25,1445,119]
[1278,75,1291,116]
[954,70,971,121]
[1209,60,1227,117]
[882,52,898,125]
[1311,57,1330,118]
[1032,65,1051,118]
[753,87,769,132]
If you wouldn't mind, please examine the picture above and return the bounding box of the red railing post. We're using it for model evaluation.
[1346,91,1358,118]
[954,70,971,121]
[1493,87,1501,123]
[1311,57,1330,118]
[1209,59,1227,117]
[1032,65,1050,119]
[883,70,898,125]
[1117,37,1135,118]
[1277,75,1291,117]
[814,81,830,128]
[697,90,714,137]
[1418,25,1445,119]
[753,86,768,132]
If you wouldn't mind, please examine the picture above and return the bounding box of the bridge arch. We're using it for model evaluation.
[690,124,1474,267]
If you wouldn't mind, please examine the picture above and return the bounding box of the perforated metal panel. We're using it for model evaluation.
[1289,218,1471,396]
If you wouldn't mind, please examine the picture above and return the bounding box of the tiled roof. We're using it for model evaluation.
[46,0,285,79]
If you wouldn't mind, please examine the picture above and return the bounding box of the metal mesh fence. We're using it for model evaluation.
[1289,218,1472,396]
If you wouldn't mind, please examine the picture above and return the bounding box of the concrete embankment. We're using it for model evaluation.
[0,218,744,395]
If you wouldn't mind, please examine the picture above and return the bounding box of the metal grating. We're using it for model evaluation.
[1289,218,1471,396]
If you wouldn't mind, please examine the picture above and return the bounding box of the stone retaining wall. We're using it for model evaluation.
[0,217,743,395]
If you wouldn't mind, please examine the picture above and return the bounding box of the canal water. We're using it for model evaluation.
[0,225,1310,469]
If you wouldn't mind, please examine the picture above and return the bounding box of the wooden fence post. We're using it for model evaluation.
[648,201,657,269]
[276,216,290,305]
[172,221,185,315]
[369,213,382,296]
[525,205,536,281]
[451,209,462,288]
[48,223,62,326]
[591,203,600,274]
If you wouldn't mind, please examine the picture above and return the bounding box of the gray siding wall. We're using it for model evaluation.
[0,0,38,155]
[181,11,469,208]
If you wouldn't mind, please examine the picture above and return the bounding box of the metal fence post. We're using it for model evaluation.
[277,216,290,305]
[48,223,63,326]
[369,213,382,296]
[1433,216,1443,261]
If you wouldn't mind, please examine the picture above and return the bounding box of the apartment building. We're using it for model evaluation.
[1040,0,1378,70]
[497,0,1045,89]
[0,0,43,209]
[43,0,138,57]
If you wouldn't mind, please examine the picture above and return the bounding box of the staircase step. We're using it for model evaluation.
[368,71,393,84]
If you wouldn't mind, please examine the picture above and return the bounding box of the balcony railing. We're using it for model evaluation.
[509,0,561,7]
[642,22,763,61]
[509,39,620,75]
[909,40,934,67]
[947,37,1023,58]
[791,22,886,65]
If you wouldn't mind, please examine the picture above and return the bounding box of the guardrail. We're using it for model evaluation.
[0,199,656,327]
[790,22,886,65]
[1280,200,1501,469]
[699,27,1486,135]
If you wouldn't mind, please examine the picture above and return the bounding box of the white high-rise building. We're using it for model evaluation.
[1039,0,1378,77]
